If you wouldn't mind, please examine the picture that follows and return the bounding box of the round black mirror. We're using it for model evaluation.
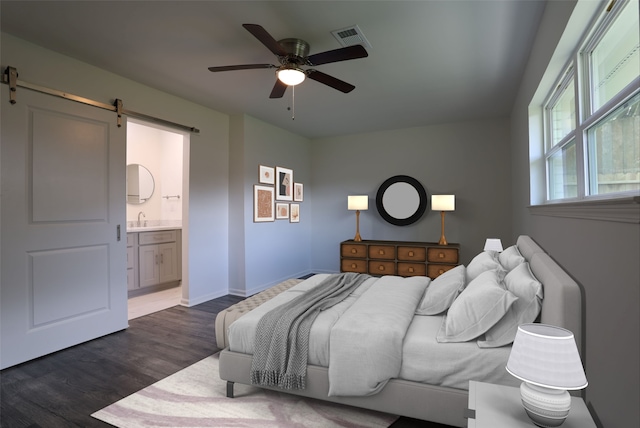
[376,175,428,226]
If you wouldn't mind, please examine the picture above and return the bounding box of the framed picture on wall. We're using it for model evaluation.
[259,165,275,184]
[276,203,289,220]
[294,183,303,202]
[276,166,293,201]
[290,203,300,223]
[253,185,274,222]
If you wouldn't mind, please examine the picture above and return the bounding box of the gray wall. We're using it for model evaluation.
[510,2,640,427]
[310,120,512,270]
[229,115,313,296]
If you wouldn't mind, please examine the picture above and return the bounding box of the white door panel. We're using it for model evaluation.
[31,108,109,222]
[1,85,128,369]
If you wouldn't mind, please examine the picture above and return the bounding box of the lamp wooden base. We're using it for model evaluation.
[353,210,362,242]
[438,211,448,245]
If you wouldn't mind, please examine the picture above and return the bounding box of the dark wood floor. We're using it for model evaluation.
[0,294,453,428]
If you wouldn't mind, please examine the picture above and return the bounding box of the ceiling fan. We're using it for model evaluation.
[208,24,368,98]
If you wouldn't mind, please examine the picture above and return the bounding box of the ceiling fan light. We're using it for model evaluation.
[277,68,306,86]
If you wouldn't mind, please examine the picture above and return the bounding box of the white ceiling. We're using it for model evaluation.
[0,0,546,139]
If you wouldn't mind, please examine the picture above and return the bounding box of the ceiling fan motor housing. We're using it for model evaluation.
[277,38,310,65]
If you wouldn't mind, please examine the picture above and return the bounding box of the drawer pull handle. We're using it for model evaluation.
[438,252,445,259]
[408,251,414,257]
[351,248,357,254]
[438,269,444,274]
[409,267,414,273]
[378,265,385,271]
[379,250,385,255]
[351,263,357,269]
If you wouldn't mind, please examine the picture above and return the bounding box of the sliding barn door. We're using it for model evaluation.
[0,85,128,369]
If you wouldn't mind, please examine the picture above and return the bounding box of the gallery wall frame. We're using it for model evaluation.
[254,185,274,222]
[259,165,275,184]
[294,183,304,202]
[290,203,300,223]
[276,166,293,201]
[276,203,289,220]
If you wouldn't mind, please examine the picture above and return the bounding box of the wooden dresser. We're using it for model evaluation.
[340,239,460,279]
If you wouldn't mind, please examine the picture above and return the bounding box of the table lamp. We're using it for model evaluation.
[431,195,455,245]
[506,324,588,427]
[484,238,503,252]
[348,195,368,241]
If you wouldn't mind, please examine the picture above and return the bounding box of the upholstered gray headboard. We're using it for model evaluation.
[516,235,583,358]
[517,235,546,260]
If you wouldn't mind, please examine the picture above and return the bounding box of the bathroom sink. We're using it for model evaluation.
[126,221,182,232]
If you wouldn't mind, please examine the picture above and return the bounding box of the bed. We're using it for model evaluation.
[217,235,583,427]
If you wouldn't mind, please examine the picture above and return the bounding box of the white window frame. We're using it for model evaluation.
[530,0,640,223]
[544,68,580,200]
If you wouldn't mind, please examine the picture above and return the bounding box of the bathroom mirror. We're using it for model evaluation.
[126,164,155,204]
[376,175,427,226]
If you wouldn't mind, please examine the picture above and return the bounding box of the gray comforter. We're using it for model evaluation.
[250,272,371,390]
[328,275,429,396]
[228,273,521,395]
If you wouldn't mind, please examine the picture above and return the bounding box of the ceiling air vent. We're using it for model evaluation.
[331,25,371,48]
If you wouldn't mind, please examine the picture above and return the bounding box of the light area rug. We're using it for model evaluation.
[92,353,398,428]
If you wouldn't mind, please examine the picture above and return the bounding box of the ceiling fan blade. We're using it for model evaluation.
[269,79,288,98]
[242,24,287,57]
[306,45,368,66]
[208,64,276,72]
[306,70,355,93]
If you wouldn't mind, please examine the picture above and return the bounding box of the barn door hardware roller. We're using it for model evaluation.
[4,66,18,104]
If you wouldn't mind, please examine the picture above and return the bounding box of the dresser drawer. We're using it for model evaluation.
[397,246,427,262]
[369,245,396,260]
[427,247,459,264]
[341,243,367,259]
[368,260,396,275]
[139,230,177,245]
[427,264,456,279]
[397,262,427,277]
[341,259,368,273]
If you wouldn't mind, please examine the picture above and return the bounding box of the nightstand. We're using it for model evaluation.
[467,381,596,428]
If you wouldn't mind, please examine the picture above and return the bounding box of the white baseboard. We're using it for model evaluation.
[180,290,228,307]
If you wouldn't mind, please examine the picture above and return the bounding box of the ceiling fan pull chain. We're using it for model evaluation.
[291,85,295,120]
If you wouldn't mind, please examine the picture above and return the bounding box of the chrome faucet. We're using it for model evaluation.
[137,211,146,227]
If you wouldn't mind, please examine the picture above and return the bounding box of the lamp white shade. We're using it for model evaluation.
[348,195,369,211]
[484,238,504,252]
[277,68,306,86]
[431,194,455,211]
[506,324,587,390]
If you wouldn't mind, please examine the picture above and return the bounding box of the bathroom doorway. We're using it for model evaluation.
[125,118,190,319]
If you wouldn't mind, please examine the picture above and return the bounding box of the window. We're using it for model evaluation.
[549,75,576,148]
[543,0,639,202]
[587,94,639,195]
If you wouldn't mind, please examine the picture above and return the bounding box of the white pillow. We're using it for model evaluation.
[415,265,466,315]
[478,262,543,348]
[466,251,504,283]
[437,269,518,343]
[498,245,525,272]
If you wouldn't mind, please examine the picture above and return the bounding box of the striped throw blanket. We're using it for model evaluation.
[250,272,370,390]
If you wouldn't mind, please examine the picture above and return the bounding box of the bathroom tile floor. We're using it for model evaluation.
[128,286,182,320]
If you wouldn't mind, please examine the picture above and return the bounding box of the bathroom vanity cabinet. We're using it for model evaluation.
[127,229,181,295]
